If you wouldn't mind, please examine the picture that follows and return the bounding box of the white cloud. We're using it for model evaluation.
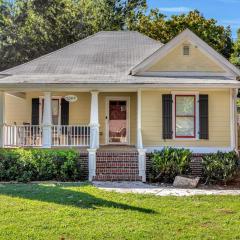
[158,7,192,13]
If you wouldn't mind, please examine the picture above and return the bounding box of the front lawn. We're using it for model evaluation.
[0,183,240,240]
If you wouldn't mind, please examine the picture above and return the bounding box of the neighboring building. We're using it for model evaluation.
[0,29,239,181]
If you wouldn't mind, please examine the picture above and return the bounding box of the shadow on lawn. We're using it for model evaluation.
[0,183,156,214]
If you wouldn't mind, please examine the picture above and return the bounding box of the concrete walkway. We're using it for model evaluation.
[93,181,240,196]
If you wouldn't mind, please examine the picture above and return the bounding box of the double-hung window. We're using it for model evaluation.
[175,95,196,138]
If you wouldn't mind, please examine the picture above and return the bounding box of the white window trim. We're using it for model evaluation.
[39,96,62,126]
[171,91,199,141]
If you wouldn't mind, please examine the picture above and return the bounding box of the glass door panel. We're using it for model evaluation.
[108,100,127,144]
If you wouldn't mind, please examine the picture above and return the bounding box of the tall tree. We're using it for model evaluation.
[129,10,233,59]
[0,0,146,71]
[231,29,240,68]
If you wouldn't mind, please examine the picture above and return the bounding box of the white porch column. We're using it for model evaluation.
[88,91,99,181]
[89,91,99,149]
[137,89,143,149]
[42,92,52,148]
[0,92,5,147]
[137,89,146,182]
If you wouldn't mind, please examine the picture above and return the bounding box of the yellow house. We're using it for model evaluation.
[0,29,239,181]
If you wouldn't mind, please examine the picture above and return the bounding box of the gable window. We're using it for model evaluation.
[183,45,190,56]
[175,95,196,138]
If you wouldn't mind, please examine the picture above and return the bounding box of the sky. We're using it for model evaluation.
[147,0,240,39]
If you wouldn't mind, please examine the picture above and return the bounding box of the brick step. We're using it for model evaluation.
[96,163,138,167]
[96,155,138,158]
[93,174,142,181]
[97,152,138,156]
[95,151,141,181]
[96,158,138,162]
[96,168,139,174]
[96,161,138,165]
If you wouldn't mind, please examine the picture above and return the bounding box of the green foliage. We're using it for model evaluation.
[129,9,233,59]
[0,148,80,182]
[0,0,146,70]
[202,151,239,185]
[150,148,192,183]
[230,29,240,68]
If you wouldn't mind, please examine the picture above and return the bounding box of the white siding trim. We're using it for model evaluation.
[230,88,238,151]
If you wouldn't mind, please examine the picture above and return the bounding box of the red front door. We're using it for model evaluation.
[108,100,128,144]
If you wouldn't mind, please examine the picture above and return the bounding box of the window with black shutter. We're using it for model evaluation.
[31,98,39,125]
[162,94,173,139]
[61,98,69,125]
[199,95,209,139]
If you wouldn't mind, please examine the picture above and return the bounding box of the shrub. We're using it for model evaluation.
[0,148,80,182]
[150,148,192,183]
[202,151,239,185]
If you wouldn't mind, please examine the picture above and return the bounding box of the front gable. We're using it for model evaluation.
[131,29,240,78]
[147,40,225,73]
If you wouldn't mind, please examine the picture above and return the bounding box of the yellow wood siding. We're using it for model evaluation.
[5,94,29,124]
[6,90,230,148]
[141,89,231,147]
[147,41,225,73]
[5,92,91,125]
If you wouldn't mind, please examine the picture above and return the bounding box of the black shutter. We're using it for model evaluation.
[61,98,69,125]
[31,98,39,125]
[199,95,209,139]
[162,94,173,139]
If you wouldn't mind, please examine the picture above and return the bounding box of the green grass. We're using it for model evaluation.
[0,183,240,240]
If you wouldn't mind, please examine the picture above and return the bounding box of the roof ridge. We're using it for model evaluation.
[0,31,102,75]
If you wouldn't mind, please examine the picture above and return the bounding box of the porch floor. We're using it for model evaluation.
[97,145,137,152]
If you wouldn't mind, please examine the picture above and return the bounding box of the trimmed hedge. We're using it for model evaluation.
[0,149,81,182]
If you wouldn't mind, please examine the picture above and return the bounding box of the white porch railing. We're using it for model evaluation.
[4,125,42,147]
[51,125,90,147]
[3,124,90,147]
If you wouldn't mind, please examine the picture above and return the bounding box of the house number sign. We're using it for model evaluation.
[64,95,78,102]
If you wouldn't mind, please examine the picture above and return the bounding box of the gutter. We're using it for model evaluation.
[0,82,240,92]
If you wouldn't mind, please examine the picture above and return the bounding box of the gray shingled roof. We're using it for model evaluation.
[0,30,239,87]
[0,31,161,76]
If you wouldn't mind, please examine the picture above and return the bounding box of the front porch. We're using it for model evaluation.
[2,91,141,147]
[0,90,146,181]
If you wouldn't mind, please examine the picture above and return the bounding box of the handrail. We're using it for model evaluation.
[52,125,90,147]
[3,124,90,147]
